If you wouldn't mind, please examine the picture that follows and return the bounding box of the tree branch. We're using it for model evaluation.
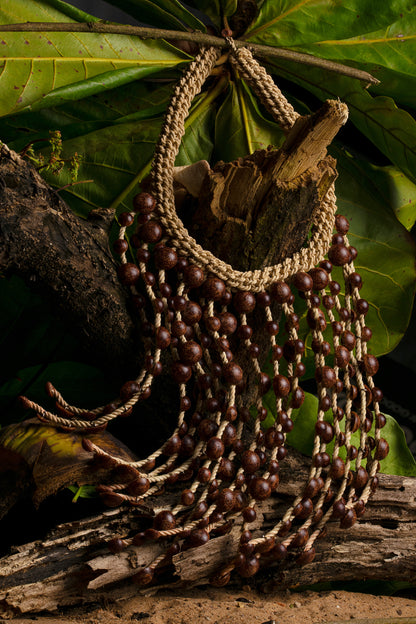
[0,22,379,86]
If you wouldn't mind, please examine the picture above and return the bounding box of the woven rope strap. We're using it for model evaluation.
[152,44,338,292]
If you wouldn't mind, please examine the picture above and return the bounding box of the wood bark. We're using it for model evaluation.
[0,456,415,616]
[1,101,415,616]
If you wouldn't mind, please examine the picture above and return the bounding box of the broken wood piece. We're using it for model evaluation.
[0,455,414,616]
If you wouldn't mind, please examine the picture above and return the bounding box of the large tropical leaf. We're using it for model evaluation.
[213,79,285,163]
[0,0,189,117]
[104,0,207,31]
[263,390,416,477]
[244,0,416,47]
[290,11,416,109]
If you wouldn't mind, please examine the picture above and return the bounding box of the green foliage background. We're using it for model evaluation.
[0,0,415,476]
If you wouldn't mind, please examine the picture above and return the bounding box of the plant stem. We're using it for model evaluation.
[0,22,379,86]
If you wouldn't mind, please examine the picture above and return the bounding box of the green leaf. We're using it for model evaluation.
[33,76,222,217]
[183,0,221,28]
[263,389,416,477]
[104,0,206,31]
[244,0,416,47]
[345,162,416,231]
[67,484,97,501]
[291,11,416,109]
[214,80,285,163]
[334,149,416,357]
[265,57,416,185]
[221,0,238,18]
[0,0,188,117]
[41,0,100,22]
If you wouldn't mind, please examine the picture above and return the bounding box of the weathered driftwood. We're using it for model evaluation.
[1,100,415,617]
[0,456,415,616]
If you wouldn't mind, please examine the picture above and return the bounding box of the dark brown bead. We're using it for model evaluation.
[331,456,345,479]
[307,307,326,331]
[280,411,294,433]
[270,281,292,303]
[236,554,260,578]
[242,507,257,523]
[206,437,225,460]
[140,220,162,243]
[269,542,287,561]
[319,395,331,412]
[314,452,330,468]
[362,354,379,376]
[179,434,195,457]
[164,434,181,455]
[133,192,155,214]
[107,537,126,553]
[329,283,341,299]
[133,566,154,586]
[291,386,305,408]
[241,450,261,474]
[348,272,363,290]
[197,466,211,483]
[335,214,349,233]
[117,262,140,286]
[335,345,350,368]
[233,291,256,313]
[322,294,335,310]
[375,438,389,460]
[309,267,330,290]
[154,510,176,531]
[257,291,271,307]
[154,245,178,270]
[218,458,235,481]
[237,324,253,340]
[118,211,134,227]
[290,528,309,549]
[120,380,140,402]
[155,326,171,349]
[222,423,237,446]
[171,362,192,383]
[328,244,352,266]
[205,316,221,332]
[361,326,372,341]
[171,320,187,338]
[303,477,321,499]
[315,420,334,443]
[341,331,356,351]
[354,467,369,489]
[256,372,271,395]
[315,366,337,388]
[265,320,279,335]
[178,340,202,365]
[198,419,218,441]
[204,277,226,300]
[216,488,235,512]
[219,312,238,335]
[297,547,316,566]
[376,413,386,429]
[294,362,306,378]
[293,271,313,292]
[273,374,291,397]
[332,233,344,245]
[127,476,150,496]
[183,264,205,288]
[340,508,357,529]
[185,529,210,549]
[332,499,346,518]
[222,290,232,305]
[223,362,243,384]
[285,312,300,331]
[113,238,129,255]
[249,477,271,500]
[309,294,321,307]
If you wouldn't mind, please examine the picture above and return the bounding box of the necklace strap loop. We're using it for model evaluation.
[152,44,337,292]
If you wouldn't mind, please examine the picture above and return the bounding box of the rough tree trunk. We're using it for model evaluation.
[0,100,414,615]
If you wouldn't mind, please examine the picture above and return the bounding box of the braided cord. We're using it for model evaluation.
[152,44,338,292]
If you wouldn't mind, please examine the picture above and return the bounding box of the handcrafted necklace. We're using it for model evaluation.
[22,40,388,586]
